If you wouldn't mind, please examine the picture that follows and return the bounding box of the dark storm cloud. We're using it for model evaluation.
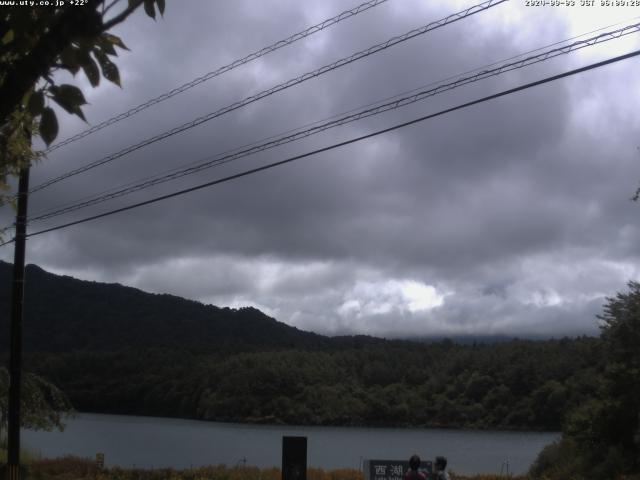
[4,0,640,338]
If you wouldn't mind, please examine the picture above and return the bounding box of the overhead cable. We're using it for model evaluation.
[1,48,634,246]
[27,21,640,223]
[45,0,392,153]
[29,0,507,194]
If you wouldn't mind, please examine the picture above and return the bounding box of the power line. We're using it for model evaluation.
[2,48,635,246]
[28,0,506,195]
[30,15,640,221]
[45,0,392,153]
[27,21,640,223]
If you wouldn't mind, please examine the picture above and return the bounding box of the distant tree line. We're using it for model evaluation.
[20,336,603,432]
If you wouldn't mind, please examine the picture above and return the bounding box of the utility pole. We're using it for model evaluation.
[4,166,30,480]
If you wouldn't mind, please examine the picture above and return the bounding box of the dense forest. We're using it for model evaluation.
[21,338,602,432]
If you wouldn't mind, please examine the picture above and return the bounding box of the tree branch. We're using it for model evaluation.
[102,0,144,30]
[103,0,123,16]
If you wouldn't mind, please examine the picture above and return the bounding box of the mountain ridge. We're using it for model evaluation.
[0,261,583,353]
[0,260,328,352]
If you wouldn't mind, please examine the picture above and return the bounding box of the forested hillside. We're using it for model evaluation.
[0,261,326,351]
[1,262,603,432]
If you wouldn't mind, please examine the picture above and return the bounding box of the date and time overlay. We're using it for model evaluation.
[0,0,639,9]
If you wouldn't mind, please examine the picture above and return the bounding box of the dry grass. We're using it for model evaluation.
[22,457,530,480]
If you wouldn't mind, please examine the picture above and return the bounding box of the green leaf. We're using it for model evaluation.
[21,89,33,108]
[144,0,156,19]
[50,84,88,121]
[97,36,117,56]
[40,107,59,146]
[95,50,121,87]
[60,46,80,74]
[155,0,165,16]
[81,53,100,87]
[103,62,121,87]
[1,29,14,45]
[54,84,87,106]
[28,90,45,116]
[102,33,129,51]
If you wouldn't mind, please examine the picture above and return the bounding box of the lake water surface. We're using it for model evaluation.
[22,413,558,475]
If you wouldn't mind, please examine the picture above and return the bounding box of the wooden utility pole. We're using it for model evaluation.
[4,167,30,480]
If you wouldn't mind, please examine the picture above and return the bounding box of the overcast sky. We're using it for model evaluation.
[2,0,640,339]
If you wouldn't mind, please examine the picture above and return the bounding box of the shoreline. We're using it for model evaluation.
[70,411,562,434]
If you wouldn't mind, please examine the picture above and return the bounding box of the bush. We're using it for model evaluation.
[528,437,583,480]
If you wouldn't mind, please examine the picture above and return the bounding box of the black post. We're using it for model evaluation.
[5,167,30,480]
[282,436,307,480]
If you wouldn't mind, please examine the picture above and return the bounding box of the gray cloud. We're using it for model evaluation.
[3,0,640,338]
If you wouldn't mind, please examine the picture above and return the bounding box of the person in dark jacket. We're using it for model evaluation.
[403,455,427,480]
[433,456,450,480]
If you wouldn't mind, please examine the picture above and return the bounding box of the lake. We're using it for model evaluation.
[22,413,559,476]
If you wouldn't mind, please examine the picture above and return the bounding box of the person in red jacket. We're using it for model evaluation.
[404,455,427,480]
